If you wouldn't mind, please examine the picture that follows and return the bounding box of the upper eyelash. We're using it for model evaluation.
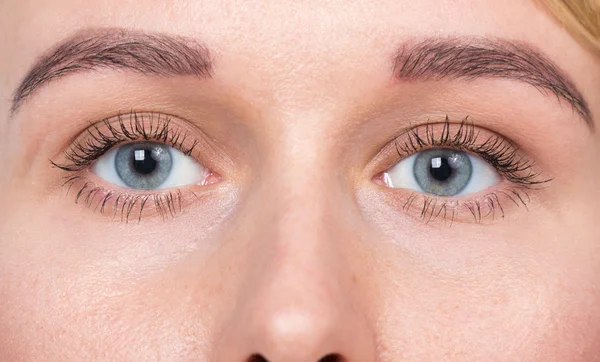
[395,115,552,187]
[51,111,199,172]
[387,116,550,225]
[51,111,202,222]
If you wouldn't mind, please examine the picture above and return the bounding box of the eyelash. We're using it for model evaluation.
[52,112,201,222]
[53,113,549,224]
[390,116,551,225]
[52,112,198,172]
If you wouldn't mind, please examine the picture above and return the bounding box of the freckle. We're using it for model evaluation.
[352,273,358,284]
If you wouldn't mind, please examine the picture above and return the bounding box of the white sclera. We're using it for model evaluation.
[92,145,206,190]
[383,151,502,196]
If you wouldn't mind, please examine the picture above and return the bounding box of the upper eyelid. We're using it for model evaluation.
[368,117,479,168]
[368,117,549,185]
[394,118,503,156]
[51,111,216,172]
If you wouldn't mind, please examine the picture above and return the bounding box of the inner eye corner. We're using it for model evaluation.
[369,169,386,184]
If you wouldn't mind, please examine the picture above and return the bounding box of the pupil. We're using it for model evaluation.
[132,149,158,175]
[430,156,452,181]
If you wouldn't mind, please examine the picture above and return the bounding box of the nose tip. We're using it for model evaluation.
[246,305,346,361]
[212,234,377,362]
[212,245,378,362]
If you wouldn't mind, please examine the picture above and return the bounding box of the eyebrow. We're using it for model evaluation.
[12,31,593,130]
[393,38,594,130]
[11,28,213,114]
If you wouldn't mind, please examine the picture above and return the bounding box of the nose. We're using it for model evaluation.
[212,155,377,362]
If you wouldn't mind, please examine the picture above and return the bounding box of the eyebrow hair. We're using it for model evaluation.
[393,38,594,129]
[11,28,213,114]
[12,31,593,131]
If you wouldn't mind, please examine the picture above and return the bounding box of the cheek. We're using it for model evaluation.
[0,244,223,360]
[362,222,600,361]
[373,260,600,361]
[0,204,234,360]
[532,260,600,361]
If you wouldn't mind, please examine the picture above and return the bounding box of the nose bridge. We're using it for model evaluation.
[259,124,346,254]
[253,141,352,340]
[213,130,376,361]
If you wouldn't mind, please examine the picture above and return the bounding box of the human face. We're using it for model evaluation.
[1,0,599,360]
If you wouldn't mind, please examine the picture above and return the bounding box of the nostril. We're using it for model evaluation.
[247,353,344,362]
[247,354,268,362]
[319,354,344,362]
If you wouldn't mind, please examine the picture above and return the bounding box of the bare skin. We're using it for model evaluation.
[1,0,599,361]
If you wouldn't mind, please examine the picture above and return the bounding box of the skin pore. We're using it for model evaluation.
[1,0,600,360]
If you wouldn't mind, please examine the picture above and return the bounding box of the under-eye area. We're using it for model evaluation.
[51,111,222,222]
[375,116,552,224]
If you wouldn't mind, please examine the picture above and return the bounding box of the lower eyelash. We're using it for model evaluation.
[401,188,531,225]
[387,116,547,225]
[64,176,187,223]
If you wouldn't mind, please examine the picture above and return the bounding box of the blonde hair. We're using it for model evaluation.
[543,0,600,52]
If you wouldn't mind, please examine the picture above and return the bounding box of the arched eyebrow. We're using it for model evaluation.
[11,28,213,114]
[393,37,593,130]
[11,30,593,130]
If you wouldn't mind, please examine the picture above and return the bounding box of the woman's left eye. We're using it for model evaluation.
[92,141,207,190]
[383,148,502,197]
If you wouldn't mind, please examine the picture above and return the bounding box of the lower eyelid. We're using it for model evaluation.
[379,185,533,225]
[61,174,217,222]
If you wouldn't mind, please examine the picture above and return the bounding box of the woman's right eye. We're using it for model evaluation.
[92,141,208,190]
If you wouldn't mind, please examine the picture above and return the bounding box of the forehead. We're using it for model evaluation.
[1,0,569,44]
[0,0,575,66]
